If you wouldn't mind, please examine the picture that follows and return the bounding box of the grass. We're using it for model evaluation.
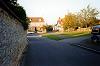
[60,31,90,38]
[42,31,90,40]
[42,34,62,40]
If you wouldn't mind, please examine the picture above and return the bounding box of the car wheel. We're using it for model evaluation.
[91,36,99,42]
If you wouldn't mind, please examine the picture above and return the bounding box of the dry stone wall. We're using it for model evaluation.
[0,8,27,66]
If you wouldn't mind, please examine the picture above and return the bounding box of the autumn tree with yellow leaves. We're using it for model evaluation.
[61,5,99,31]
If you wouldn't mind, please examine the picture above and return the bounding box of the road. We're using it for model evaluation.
[22,34,100,66]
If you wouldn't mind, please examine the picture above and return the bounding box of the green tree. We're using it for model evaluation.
[3,0,29,30]
[76,12,86,28]
[80,5,99,27]
[45,25,53,32]
[4,0,18,6]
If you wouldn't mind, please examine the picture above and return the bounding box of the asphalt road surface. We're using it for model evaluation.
[21,34,100,66]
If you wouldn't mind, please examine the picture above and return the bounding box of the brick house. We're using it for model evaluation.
[28,17,46,32]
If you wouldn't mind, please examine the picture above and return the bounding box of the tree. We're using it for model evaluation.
[10,5,28,30]
[4,0,18,6]
[3,0,29,30]
[76,12,86,28]
[45,25,53,32]
[80,5,99,27]
[61,13,77,30]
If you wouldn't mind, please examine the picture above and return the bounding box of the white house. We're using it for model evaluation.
[28,17,46,32]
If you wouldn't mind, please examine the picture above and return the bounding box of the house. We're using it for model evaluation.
[55,17,64,31]
[97,19,100,24]
[28,17,46,32]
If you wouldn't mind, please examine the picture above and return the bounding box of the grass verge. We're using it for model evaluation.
[42,31,90,40]
[43,34,62,40]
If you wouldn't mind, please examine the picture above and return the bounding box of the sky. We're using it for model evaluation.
[18,0,100,25]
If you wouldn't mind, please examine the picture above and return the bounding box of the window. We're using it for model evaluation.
[39,19,42,22]
[30,19,32,21]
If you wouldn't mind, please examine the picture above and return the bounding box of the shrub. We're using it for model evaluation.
[3,0,29,30]
[46,25,53,32]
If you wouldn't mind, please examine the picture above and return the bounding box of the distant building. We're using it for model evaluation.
[56,17,64,31]
[28,17,46,32]
[97,19,100,24]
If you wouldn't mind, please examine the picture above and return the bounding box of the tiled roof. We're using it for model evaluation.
[28,17,44,22]
[57,17,62,24]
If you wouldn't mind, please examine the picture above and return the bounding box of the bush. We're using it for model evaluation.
[46,25,53,32]
[3,0,29,30]
[13,6,29,30]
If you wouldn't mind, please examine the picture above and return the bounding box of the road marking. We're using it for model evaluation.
[70,43,100,54]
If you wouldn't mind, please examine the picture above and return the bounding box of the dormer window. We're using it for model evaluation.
[30,19,32,22]
[39,19,42,22]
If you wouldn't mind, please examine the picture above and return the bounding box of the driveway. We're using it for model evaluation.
[21,34,100,66]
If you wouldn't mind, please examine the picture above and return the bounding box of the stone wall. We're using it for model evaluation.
[0,8,27,66]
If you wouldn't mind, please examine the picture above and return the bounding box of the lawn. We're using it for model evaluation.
[42,31,90,40]
[43,34,62,40]
[59,31,90,37]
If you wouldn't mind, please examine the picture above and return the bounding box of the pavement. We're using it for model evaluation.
[71,38,100,54]
[21,33,100,66]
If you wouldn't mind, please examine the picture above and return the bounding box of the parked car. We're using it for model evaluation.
[91,25,100,42]
[27,32,34,36]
